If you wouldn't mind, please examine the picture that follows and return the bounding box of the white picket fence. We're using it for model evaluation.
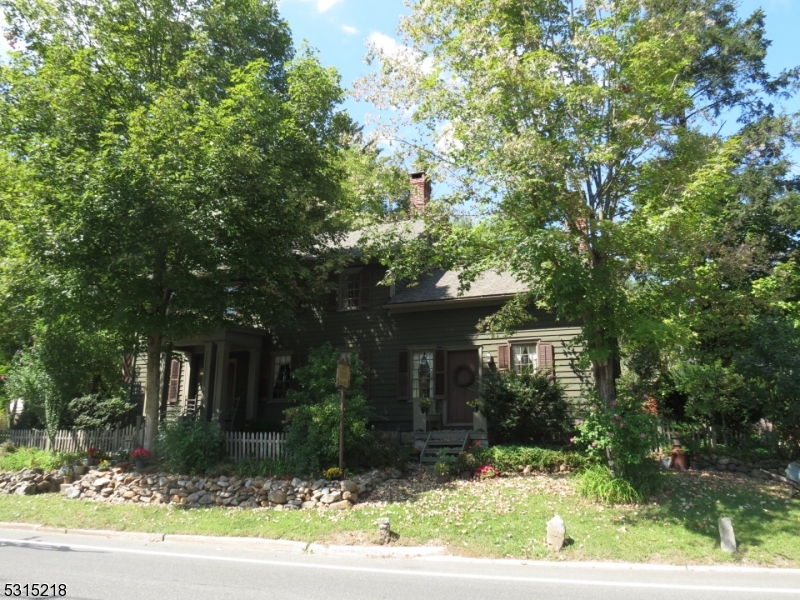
[4,425,286,463]
[6,425,145,454]
[225,431,287,462]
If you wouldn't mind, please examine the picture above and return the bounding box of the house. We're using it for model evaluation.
[130,173,586,438]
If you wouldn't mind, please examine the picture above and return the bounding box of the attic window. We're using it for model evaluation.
[341,273,360,310]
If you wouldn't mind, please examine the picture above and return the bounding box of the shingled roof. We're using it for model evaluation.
[388,268,527,305]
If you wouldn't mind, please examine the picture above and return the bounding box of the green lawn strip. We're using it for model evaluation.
[0,472,797,566]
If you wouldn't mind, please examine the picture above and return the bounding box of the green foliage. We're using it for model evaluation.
[434,449,457,477]
[4,345,66,446]
[156,418,227,474]
[468,445,587,474]
[232,457,297,479]
[324,467,343,480]
[572,392,659,477]
[360,0,800,411]
[576,463,665,505]
[283,343,370,474]
[0,446,82,472]
[68,394,135,431]
[479,369,569,445]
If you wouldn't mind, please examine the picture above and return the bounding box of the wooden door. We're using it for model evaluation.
[446,349,478,425]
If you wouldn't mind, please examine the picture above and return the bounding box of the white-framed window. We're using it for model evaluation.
[341,272,361,310]
[271,354,292,400]
[512,343,537,373]
[411,350,434,399]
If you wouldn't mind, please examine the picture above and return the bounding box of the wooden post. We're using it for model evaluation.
[336,356,351,472]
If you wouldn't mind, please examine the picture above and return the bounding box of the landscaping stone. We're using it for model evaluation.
[65,487,82,500]
[719,517,737,553]
[377,517,391,545]
[546,515,566,551]
[267,490,287,504]
[15,483,36,496]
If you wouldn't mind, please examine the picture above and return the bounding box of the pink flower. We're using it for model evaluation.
[613,414,620,420]
[639,433,646,438]
[569,437,575,443]
[619,422,625,428]
[578,419,584,425]
[591,404,597,410]
[591,441,597,447]
[611,400,617,406]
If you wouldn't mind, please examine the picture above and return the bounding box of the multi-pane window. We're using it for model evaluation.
[411,351,434,399]
[341,273,361,310]
[512,344,537,373]
[272,355,292,400]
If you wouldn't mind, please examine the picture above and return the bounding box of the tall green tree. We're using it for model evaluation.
[0,0,349,448]
[360,0,798,410]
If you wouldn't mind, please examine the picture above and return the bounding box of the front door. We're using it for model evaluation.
[446,349,478,426]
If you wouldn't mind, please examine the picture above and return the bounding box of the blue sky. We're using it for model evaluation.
[1,0,798,131]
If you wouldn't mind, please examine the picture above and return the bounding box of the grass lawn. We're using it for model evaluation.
[0,469,797,567]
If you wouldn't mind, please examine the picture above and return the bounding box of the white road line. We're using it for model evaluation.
[1,538,798,594]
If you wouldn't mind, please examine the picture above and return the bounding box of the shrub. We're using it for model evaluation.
[479,369,570,444]
[361,433,414,472]
[324,467,344,480]
[283,343,371,474]
[232,457,296,478]
[571,391,659,478]
[467,444,587,473]
[68,393,135,430]
[156,418,227,474]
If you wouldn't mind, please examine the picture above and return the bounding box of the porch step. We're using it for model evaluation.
[419,431,470,463]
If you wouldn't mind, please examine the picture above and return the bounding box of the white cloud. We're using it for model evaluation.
[316,0,341,13]
[342,24,358,35]
[367,32,433,74]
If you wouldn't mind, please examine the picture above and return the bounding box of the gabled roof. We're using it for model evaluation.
[388,268,527,307]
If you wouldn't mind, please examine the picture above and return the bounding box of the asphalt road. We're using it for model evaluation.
[0,529,798,600]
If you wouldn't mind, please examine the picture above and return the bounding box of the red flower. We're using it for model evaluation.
[131,448,150,460]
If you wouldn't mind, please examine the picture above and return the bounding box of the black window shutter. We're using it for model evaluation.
[434,348,446,399]
[328,275,340,311]
[398,351,409,401]
[359,268,371,308]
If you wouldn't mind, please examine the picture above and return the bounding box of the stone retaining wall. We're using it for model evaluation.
[690,454,789,479]
[0,467,403,510]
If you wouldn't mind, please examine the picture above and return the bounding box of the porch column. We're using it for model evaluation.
[246,349,260,420]
[212,340,230,421]
[201,342,214,413]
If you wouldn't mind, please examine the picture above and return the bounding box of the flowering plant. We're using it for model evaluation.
[87,447,102,458]
[474,464,500,479]
[131,448,151,461]
[571,391,658,476]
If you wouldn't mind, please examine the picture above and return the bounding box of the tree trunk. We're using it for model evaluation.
[592,358,617,405]
[143,332,163,450]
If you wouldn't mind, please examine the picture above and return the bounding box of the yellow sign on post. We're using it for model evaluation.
[336,356,351,389]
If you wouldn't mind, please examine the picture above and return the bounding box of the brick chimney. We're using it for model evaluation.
[409,172,431,214]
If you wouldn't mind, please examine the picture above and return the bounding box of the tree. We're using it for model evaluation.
[0,0,349,448]
[360,0,798,411]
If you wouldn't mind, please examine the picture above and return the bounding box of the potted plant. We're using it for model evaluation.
[60,466,74,484]
[419,397,433,414]
[84,447,102,467]
[131,447,150,469]
[72,464,86,476]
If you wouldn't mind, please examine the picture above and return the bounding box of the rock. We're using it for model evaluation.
[301,501,317,510]
[328,500,352,510]
[122,491,136,499]
[320,492,342,504]
[93,477,111,489]
[311,479,325,491]
[267,490,287,504]
[340,480,359,494]
[377,517,391,545]
[35,480,51,493]
[187,492,201,503]
[546,515,566,551]
[15,484,36,496]
[65,487,82,500]
[719,517,737,553]
[59,483,72,494]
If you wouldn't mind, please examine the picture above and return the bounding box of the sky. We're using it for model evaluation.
[1,0,799,137]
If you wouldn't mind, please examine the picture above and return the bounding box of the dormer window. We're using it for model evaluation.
[338,268,371,310]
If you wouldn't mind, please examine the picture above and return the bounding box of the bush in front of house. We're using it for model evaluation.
[156,417,227,474]
[461,444,587,474]
[68,393,135,430]
[479,369,570,445]
[283,343,372,474]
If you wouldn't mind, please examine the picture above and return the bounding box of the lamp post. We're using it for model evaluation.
[335,355,351,472]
